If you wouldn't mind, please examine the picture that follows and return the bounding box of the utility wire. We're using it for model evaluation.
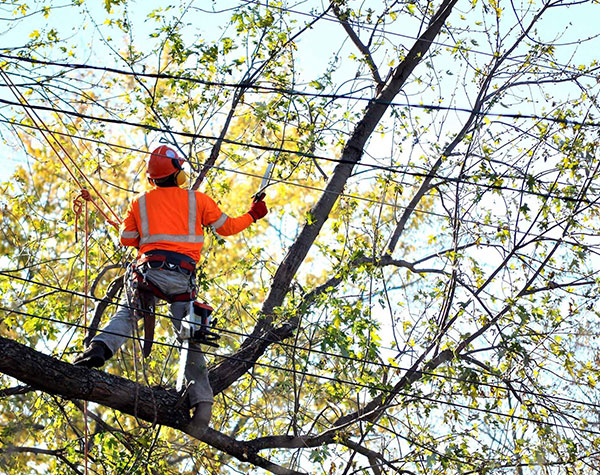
[1,304,599,437]
[2,105,597,244]
[2,64,597,217]
[0,101,595,213]
[1,54,598,129]
[1,270,599,413]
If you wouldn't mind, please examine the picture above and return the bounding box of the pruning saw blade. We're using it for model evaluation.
[253,161,275,202]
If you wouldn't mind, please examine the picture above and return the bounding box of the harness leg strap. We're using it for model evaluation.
[139,290,156,358]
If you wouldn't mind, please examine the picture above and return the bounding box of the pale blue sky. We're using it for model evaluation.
[0,0,598,181]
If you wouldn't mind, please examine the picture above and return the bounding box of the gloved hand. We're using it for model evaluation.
[249,199,268,222]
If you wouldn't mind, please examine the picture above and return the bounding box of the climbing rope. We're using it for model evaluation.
[0,67,124,472]
[0,65,122,474]
[73,189,91,475]
[0,66,121,229]
[72,189,92,239]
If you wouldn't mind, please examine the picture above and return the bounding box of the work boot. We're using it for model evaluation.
[73,341,112,368]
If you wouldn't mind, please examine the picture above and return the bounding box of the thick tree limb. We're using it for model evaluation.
[0,336,305,475]
[0,336,187,426]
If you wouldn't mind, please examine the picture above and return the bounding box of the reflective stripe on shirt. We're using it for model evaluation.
[120,230,140,239]
[188,191,196,235]
[138,191,203,245]
[139,194,150,238]
[141,233,204,244]
[210,213,228,232]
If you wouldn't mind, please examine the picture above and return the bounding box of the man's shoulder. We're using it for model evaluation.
[144,186,189,196]
[140,187,215,204]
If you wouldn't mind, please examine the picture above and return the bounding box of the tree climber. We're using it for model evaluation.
[73,145,268,431]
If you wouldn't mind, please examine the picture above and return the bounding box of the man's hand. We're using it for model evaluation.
[249,199,268,222]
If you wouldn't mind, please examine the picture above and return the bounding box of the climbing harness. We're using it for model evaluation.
[125,253,195,358]
[124,251,220,362]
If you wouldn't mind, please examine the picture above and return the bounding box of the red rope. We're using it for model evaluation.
[83,196,89,475]
[72,189,92,238]
[2,65,116,475]
[73,189,91,474]
[0,67,121,230]
[72,188,91,474]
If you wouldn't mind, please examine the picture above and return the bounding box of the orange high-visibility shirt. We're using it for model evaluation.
[119,186,253,262]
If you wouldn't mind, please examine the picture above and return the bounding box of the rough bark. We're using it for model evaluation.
[0,336,305,475]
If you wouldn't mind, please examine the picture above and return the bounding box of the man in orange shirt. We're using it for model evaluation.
[74,145,268,432]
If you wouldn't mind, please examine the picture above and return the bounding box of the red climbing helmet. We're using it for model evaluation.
[147,145,184,179]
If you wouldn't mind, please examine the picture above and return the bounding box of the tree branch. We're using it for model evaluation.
[387,2,554,255]
[0,384,32,398]
[342,439,402,475]
[0,446,83,475]
[0,336,305,475]
[331,2,384,87]
[192,5,333,189]
[210,0,460,393]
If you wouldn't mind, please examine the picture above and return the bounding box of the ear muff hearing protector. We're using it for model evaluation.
[175,169,188,186]
[171,158,188,186]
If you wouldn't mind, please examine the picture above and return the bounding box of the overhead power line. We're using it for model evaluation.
[1,54,598,129]
[1,304,598,437]
[0,98,596,213]
[1,270,599,414]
